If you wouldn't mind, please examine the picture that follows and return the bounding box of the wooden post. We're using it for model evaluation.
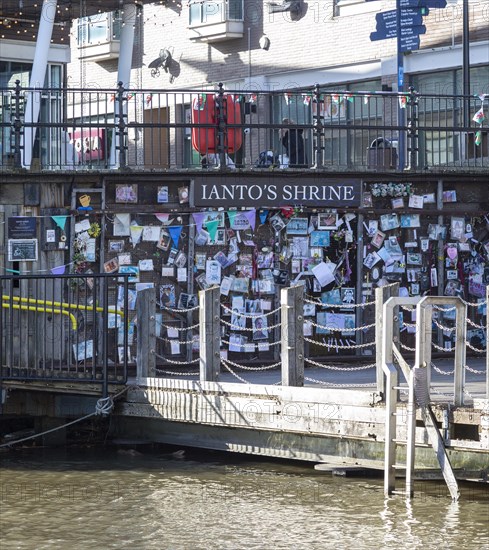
[136,287,156,379]
[375,283,399,396]
[199,286,220,382]
[281,283,304,387]
[486,285,489,400]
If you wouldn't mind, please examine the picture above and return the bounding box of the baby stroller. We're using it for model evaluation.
[254,150,281,168]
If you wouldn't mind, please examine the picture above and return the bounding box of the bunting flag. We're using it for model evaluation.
[475,130,482,147]
[228,210,256,231]
[130,225,143,247]
[259,210,269,224]
[154,213,170,224]
[226,210,237,227]
[193,94,207,110]
[249,94,257,104]
[205,219,219,242]
[399,95,408,109]
[51,265,66,275]
[331,94,340,104]
[363,95,371,105]
[302,94,312,106]
[52,216,68,230]
[472,107,485,125]
[192,212,207,234]
[168,225,182,248]
[244,209,256,231]
[284,92,292,105]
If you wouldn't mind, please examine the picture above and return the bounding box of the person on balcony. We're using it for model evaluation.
[280,118,307,168]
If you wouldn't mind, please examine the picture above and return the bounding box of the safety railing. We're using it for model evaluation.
[138,285,488,402]
[0,273,130,392]
[1,82,487,171]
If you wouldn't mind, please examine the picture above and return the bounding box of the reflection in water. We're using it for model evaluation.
[1,448,488,549]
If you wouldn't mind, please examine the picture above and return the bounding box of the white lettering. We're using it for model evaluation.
[267,185,277,201]
[248,185,263,201]
[344,186,354,200]
[283,185,292,201]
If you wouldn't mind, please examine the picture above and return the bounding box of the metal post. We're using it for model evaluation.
[115,82,127,169]
[281,283,305,387]
[407,86,418,170]
[313,83,324,169]
[199,286,220,382]
[405,367,417,498]
[462,0,470,128]
[375,283,399,396]
[453,298,467,407]
[216,83,227,171]
[396,0,405,170]
[13,80,23,168]
[136,287,156,380]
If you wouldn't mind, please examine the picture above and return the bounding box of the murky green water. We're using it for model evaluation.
[1,448,488,550]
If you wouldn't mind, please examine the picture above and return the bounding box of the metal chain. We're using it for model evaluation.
[221,318,282,331]
[221,360,249,383]
[466,318,486,328]
[155,353,200,365]
[458,298,487,307]
[221,338,281,347]
[221,304,281,318]
[157,335,197,345]
[159,304,200,313]
[220,356,281,371]
[465,341,486,353]
[399,342,416,351]
[155,368,199,376]
[304,376,376,388]
[464,364,486,375]
[304,297,376,308]
[309,320,376,332]
[431,362,455,376]
[432,342,455,352]
[433,305,456,312]
[305,357,376,371]
[432,318,455,332]
[304,337,375,349]
[158,322,199,332]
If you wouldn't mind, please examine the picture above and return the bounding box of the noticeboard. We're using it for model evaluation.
[8,217,37,239]
[8,239,38,262]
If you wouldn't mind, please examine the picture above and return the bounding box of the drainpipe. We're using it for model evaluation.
[22,0,58,168]
[109,3,138,168]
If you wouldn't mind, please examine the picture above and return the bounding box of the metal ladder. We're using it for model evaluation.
[382,296,465,501]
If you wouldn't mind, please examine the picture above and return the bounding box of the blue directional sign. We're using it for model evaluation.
[399,0,446,7]
[371,25,426,42]
[400,36,420,52]
[375,9,426,29]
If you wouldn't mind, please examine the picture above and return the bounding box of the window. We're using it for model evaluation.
[77,11,121,47]
[189,0,244,27]
[335,0,378,17]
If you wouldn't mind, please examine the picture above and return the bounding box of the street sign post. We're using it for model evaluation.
[368,0,448,169]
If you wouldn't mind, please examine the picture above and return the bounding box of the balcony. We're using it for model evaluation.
[188,0,244,43]
[77,12,121,62]
[1,84,487,172]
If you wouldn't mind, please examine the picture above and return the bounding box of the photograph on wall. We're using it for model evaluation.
[157,229,171,251]
[252,316,269,341]
[310,231,331,247]
[157,186,169,203]
[115,184,138,203]
[317,212,339,230]
[177,293,198,309]
[206,259,222,285]
[286,217,309,235]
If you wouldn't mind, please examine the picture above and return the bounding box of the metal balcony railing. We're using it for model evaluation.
[1,82,487,172]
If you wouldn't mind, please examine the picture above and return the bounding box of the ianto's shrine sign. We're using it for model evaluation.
[193,178,361,207]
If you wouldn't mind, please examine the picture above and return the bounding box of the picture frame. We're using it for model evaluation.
[371,230,386,249]
[407,252,423,265]
[203,212,225,228]
[286,217,309,235]
[391,197,404,209]
[115,184,138,204]
[269,213,286,233]
[157,229,171,251]
[195,252,207,271]
[317,212,339,230]
[380,213,400,232]
[310,231,330,247]
[108,240,124,253]
[157,186,169,204]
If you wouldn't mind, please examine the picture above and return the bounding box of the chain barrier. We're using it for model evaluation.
[158,322,199,332]
[432,318,455,332]
[465,341,486,353]
[221,360,249,384]
[433,305,457,312]
[221,318,283,331]
[459,298,487,307]
[220,356,281,371]
[221,303,281,318]
[309,320,376,332]
[305,357,376,371]
[304,376,376,388]
[157,335,197,345]
[431,362,455,376]
[304,337,375,349]
[159,303,200,313]
[399,342,416,351]
[432,342,455,352]
[221,338,281,347]
[155,368,199,376]
[466,318,486,328]
[464,364,486,375]
[155,352,200,365]
[304,296,376,308]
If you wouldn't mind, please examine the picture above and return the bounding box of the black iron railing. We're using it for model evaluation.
[0,273,130,390]
[0,82,487,171]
